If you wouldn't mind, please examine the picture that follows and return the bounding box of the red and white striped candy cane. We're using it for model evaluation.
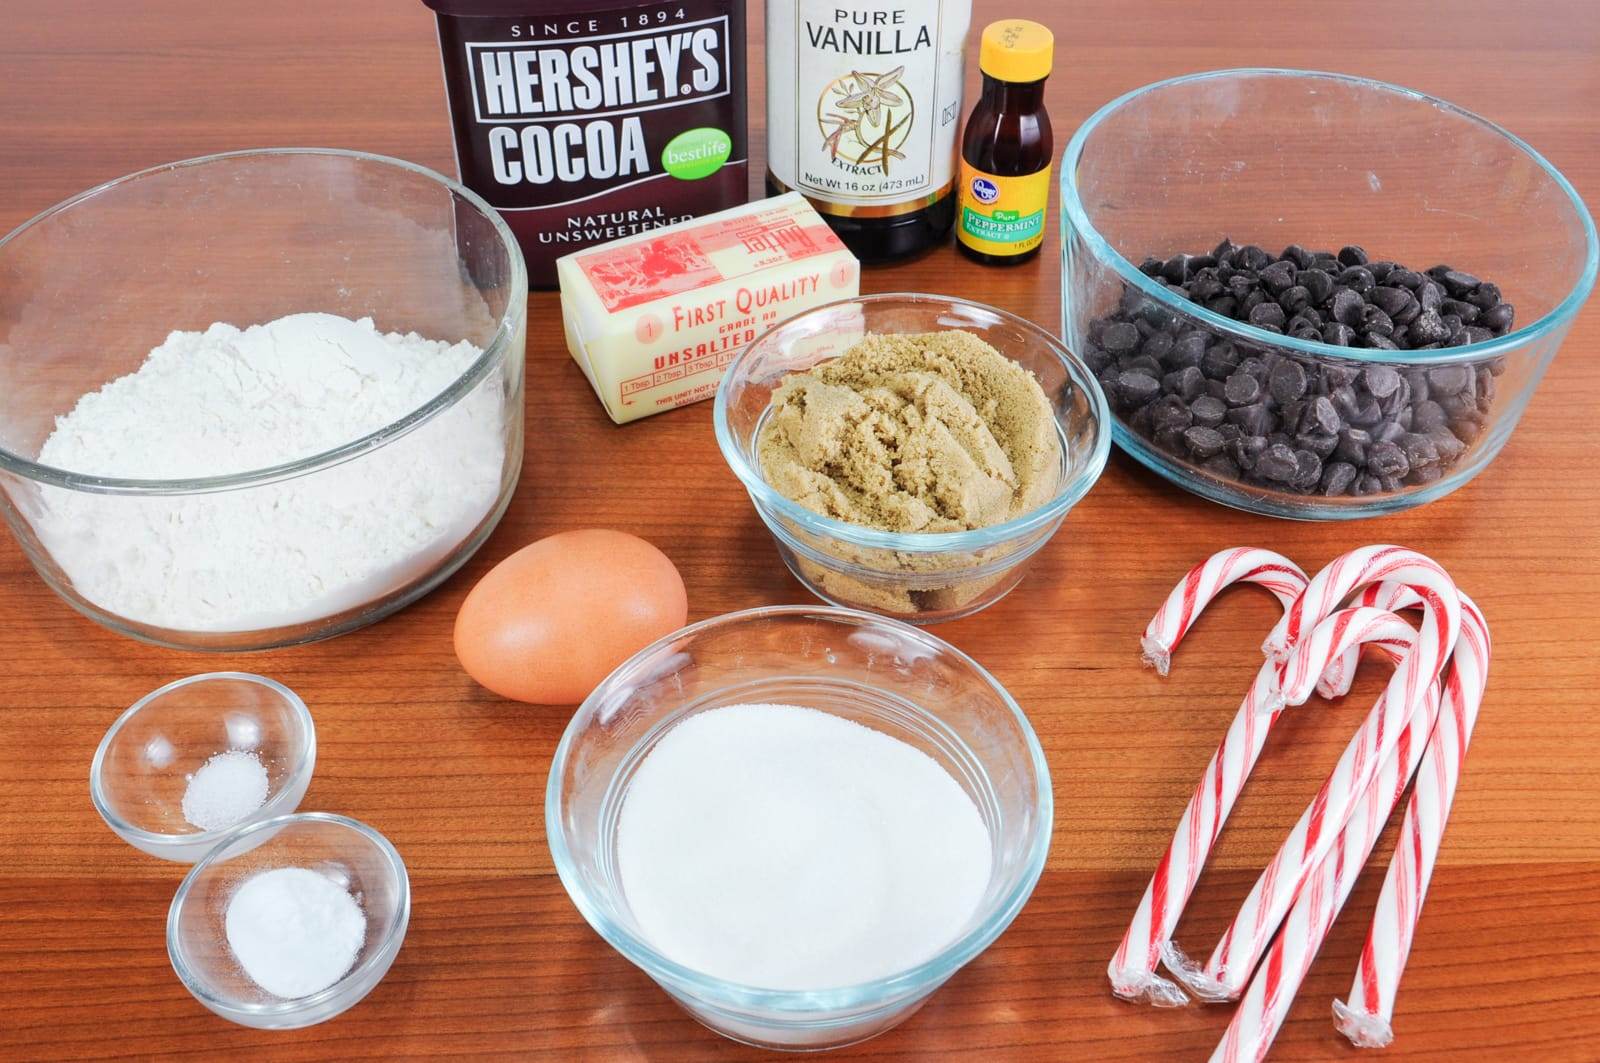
[1334,592,1490,1048]
[1141,548,1309,676]
[1209,672,1444,1063]
[1164,594,1455,1000]
[1261,545,1457,668]
[1112,549,1328,1006]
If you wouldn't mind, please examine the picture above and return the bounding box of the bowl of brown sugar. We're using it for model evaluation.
[714,293,1110,624]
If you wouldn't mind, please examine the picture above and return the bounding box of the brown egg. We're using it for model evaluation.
[454,529,688,704]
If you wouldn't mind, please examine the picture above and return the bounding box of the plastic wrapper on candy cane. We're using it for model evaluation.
[1110,548,1360,1006]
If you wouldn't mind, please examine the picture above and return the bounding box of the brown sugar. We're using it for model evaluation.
[757,330,1060,534]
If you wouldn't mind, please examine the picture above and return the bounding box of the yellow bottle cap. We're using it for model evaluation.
[979,20,1054,83]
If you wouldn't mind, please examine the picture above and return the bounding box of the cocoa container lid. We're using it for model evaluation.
[421,0,628,14]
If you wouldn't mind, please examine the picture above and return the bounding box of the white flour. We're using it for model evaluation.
[617,703,993,990]
[32,314,505,632]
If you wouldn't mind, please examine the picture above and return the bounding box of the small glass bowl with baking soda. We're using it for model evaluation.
[714,293,1110,624]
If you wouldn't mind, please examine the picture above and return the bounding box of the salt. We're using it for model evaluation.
[181,750,269,832]
[225,867,366,999]
[616,703,993,991]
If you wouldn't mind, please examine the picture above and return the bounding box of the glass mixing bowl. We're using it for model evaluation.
[1060,69,1597,519]
[0,149,527,649]
[715,294,1108,624]
[546,606,1052,1051]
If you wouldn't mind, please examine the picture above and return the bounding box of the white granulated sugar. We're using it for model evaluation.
[616,703,993,991]
[181,750,269,832]
[32,313,504,632]
[225,866,366,999]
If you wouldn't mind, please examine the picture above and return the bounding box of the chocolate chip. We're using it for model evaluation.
[1418,279,1445,311]
[1427,365,1472,394]
[1330,288,1365,327]
[1305,394,1342,435]
[1298,268,1336,305]
[1142,330,1175,360]
[1370,286,1411,317]
[1401,432,1440,469]
[1259,259,1297,295]
[1278,285,1311,315]
[1368,440,1410,478]
[1409,308,1450,345]
[1151,395,1194,433]
[1255,443,1300,482]
[1362,305,1395,337]
[1297,430,1338,460]
[1248,301,1287,330]
[1468,282,1502,309]
[1116,371,1161,406]
[1411,400,1447,432]
[1293,449,1323,489]
[1202,343,1241,380]
[1183,426,1226,458]
[1481,303,1515,333]
[1231,434,1267,469]
[1437,269,1481,296]
[1163,365,1205,401]
[1334,427,1371,465]
[1268,359,1309,404]
[1191,395,1227,427]
[1281,244,1315,270]
[1201,454,1242,479]
[1102,321,1139,354]
[1338,245,1369,267]
[1388,268,1424,290]
[1322,322,1355,347]
[1336,266,1375,294]
[1224,372,1261,406]
[1321,461,1358,496]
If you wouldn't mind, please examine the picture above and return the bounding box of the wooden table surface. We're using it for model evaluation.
[2,1,1598,1059]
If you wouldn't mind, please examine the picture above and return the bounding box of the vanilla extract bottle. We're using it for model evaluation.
[766,0,973,263]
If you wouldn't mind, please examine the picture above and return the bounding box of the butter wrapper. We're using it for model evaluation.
[556,192,859,424]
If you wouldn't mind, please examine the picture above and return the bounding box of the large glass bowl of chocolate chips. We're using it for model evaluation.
[1059,69,1597,518]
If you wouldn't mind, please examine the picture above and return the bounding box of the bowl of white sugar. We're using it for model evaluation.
[167,812,409,1029]
[546,605,1053,1051]
[90,672,316,862]
[0,148,526,650]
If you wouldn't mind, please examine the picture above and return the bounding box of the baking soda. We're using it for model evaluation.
[616,703,992,990]
[181,750,269,832]
[225,866,366,999]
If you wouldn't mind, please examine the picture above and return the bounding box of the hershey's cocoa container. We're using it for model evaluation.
[422,0,749,288]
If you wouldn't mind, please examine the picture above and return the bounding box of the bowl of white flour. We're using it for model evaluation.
[546,606,1053,1050]
[0,149,526,649]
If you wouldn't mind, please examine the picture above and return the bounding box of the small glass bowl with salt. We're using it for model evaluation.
[90,672,315,862]
[167,812,410,1029]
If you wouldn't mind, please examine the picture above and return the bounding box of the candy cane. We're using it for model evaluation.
[1261,546,1458,668]
[1164,593,1454,1000]
[1112,550,1322,1006]
[1141,548,1309,676]
[1210,673,1444,1063]
[1334,592,1490,1048]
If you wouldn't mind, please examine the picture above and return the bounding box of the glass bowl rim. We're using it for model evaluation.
[165,811,411,1018]
[0,146,529,495]
[713,292,1112,554]
[1059,67,1600,366]
[545,603,1055,1015]
[89,671,317,849]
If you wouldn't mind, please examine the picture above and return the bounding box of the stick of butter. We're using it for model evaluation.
[557,192,860,424]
